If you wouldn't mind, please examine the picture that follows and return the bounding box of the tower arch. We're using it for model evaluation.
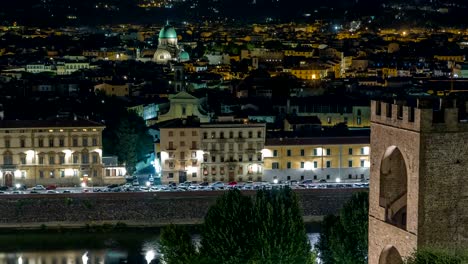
[379,245,403,264]
[379,146,408,229]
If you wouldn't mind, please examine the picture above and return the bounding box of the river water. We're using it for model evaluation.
[0,231,320,264]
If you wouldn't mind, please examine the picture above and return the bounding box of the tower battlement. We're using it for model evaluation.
[371,99,468,132]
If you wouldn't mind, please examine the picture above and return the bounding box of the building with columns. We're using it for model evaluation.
[0,119,105,187]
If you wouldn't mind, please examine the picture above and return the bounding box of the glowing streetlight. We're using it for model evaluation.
[145,250,155,263]
[82,252,89,264]
[273,179,279,184]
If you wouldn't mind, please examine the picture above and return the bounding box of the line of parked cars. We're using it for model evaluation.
[0,180,369,195]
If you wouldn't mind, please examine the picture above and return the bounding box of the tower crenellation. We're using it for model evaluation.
[371,98,468,133]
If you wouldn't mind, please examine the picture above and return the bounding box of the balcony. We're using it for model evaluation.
[0,164,17,170]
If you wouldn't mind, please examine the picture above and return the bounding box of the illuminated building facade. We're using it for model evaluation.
[159,119,202,184]
[159,118,266,183]
[200,122,266,183]
[262,136,370,183]
[0,119,105,187]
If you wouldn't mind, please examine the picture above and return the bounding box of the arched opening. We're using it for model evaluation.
[380,146,407,229]
[379,245,403,264]
[4,173,13,187]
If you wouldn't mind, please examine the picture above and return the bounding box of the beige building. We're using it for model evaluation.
[158,118,266,184]
[200,121,266,183]
[0,119,105,187]
[159,119,202,184]
[263,136,370,183]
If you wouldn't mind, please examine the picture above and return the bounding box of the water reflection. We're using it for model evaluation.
[0,233,318,264]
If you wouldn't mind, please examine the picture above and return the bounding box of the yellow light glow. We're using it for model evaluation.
[362,146,370,155]
[187,166,198,174]
[161,151,169,163]
[196,150,204,160]
[48,129,54,132]
[93,149,102,155]
[261,148,273,157]
[65,169,75,176]
[311,74,317,79]
[315,148,323,156]
[364,160,370,168]
[304,161,313,170]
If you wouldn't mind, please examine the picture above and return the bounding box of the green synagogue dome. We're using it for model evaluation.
[159,23,177,39]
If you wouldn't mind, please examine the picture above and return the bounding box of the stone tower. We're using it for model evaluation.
[368,98,468,264]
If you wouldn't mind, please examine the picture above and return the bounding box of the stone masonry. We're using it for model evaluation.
[369,99,468,264]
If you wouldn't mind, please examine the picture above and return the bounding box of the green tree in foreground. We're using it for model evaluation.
[160,187,314,264]
[316,192,369,264]
[159,224,198,264]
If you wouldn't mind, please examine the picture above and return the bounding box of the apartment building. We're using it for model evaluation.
[159,119,202,184]
[200,122,266,183]
[263,136,370,183]
[0,119,105,187]
[158,118,266,184]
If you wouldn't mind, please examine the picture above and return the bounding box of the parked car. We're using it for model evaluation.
[132,180,140,186]
[46,185,57,190]
[46,190,58,194]
[210,181,225,189]
[301,179,314,185]
[228,181,238,186]
[32,185,46,191]
[0,186,8,191]
[62,190,72,194]
[198,181,209,187]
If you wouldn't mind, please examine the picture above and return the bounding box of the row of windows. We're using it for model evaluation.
[202,142,263,151]
[203,154,262,163]
[272,147,369,157]
[271,160,368,169]
[203,130,262,139]
[279,174,366,181]
[167,141,264,151]
[168,130,198,137]
[2,153,100,165]
[2,128,97,133]
[3,137,99,148]
[38,169,98,178]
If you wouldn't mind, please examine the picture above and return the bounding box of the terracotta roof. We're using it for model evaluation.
[0,118,105,129]
[265,136,370,146]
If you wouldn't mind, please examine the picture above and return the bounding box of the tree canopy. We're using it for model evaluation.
[160,187,314,264]
[316,191,369,264]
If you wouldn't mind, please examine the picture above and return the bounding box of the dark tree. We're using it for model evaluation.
[160,224,198,264]
[316,192,369,264]
[199,189,254,264]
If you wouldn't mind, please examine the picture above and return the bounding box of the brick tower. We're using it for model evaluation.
[368,98,468,264]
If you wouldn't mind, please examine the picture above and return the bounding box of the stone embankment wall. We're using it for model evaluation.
[0,189,366,229]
